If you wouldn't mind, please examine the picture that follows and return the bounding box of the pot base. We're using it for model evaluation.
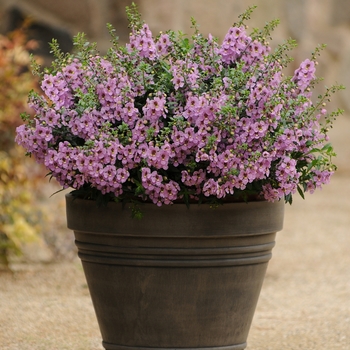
[102,342,247,350]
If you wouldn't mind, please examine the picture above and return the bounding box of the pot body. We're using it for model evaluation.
[66,194,284,350]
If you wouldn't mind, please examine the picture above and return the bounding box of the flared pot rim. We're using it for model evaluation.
[65,193,284,237]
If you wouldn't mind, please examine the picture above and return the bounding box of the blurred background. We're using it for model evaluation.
[0,0,349,267]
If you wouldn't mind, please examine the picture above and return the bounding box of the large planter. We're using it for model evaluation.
[66,194,284,350]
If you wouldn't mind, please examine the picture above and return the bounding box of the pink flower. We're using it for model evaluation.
[15,9,340,206]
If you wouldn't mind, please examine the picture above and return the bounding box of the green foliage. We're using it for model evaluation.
[125,2,144,31]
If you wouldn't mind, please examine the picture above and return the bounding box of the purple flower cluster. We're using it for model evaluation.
[16,9,340,206]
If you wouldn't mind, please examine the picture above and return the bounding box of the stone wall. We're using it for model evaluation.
[1,0,349,110]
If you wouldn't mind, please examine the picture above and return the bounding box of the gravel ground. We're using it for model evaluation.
[1,117,349,349]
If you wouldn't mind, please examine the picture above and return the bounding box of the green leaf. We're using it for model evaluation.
[297,185,305,199]
[285,193,293,204]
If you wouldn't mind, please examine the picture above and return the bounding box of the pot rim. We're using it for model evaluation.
[65,193,284,237]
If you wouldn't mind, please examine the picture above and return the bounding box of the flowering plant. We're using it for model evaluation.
[16,4,344,212]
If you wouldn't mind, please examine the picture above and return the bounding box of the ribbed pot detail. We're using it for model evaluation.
[66,194,284,350]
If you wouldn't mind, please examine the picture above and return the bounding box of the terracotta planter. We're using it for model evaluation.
[66,194,284,350]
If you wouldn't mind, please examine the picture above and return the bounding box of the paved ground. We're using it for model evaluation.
[0,116,349,349]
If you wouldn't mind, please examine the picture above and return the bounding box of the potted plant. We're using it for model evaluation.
[16,4,344,350]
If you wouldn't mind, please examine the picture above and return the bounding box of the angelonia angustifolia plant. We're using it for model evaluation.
[16,4,344,215]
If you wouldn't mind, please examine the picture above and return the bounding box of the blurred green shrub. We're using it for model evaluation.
[0,24,50,266]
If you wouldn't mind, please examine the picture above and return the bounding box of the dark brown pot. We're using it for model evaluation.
[66,194,284,350]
